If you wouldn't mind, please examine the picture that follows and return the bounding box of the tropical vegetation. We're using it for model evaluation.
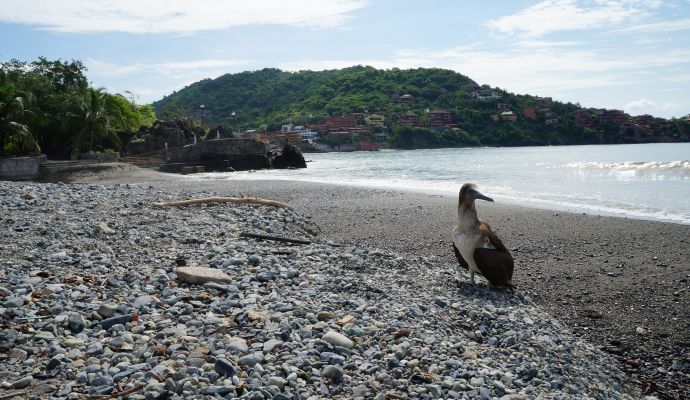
[0,58,155,158]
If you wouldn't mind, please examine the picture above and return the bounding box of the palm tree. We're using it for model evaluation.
[67,87,123,153]
[0,89,40,158]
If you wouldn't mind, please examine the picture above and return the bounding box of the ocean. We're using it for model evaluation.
[197,143,690,225]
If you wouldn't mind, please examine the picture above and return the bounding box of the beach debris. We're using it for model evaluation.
[94,222,115,234]
[240,231,312,245]
[152,196,293,209]
[247,309,268,322]
[337,315,356,325]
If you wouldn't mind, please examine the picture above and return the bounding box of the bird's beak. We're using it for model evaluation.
[472,189,494,202]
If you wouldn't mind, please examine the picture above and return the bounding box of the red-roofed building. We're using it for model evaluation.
[523,107,538,120]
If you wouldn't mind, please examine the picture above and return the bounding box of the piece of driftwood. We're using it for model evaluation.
[239,232,343,247]
[240,232,313,245]
[152,197,293,210]
[103,384,145,399]
[0,391,27,400]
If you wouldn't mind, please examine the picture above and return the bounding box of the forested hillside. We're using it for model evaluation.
[150,66,598,147]
[152,66,688,147]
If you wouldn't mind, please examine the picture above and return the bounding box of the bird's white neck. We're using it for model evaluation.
[456,202,479,229]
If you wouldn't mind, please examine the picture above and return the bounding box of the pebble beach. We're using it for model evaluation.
[0,177,652,399]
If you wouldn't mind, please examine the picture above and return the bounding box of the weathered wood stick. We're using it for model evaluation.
[103,384,145,399]
[240,232,313,245]
[239,232,343,247]
[152,197,293,210]
[0,392,27,400]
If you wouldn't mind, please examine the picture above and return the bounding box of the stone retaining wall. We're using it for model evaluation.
[0,155,46,180]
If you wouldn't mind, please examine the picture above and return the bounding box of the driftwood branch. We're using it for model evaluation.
[240,232,313,245]
[103,384,145,399]
[152,197,293,210]
[239,232,343,247]
[0,391,27,400]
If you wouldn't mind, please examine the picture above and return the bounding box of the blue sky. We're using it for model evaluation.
[1,0,689,118]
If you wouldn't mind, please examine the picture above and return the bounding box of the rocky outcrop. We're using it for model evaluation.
[272,143,307,169]
[161,138,270,173]
[121,120,203,156]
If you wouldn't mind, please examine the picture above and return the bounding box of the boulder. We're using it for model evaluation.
[272,143,306,169]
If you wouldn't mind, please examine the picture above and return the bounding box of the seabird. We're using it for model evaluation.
[452,183,515,291]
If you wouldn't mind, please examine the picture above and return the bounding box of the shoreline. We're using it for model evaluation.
[69,166,690,397]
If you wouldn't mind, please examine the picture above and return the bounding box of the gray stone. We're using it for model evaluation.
[267,376,286,389]
[3,297,24,308]
[68,313,86,333]
[263,339,282,352]
[322,330,354,349]
[176,267,233,285]
[238,353,263,367]
[247,254,262,266]
[322,365,343,383]
[12,376,33,389]
[97,304,118,318]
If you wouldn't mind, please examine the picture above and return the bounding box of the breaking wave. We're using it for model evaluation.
[561,160,690,171]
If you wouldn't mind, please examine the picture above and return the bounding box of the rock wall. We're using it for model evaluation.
[163,138,270,172]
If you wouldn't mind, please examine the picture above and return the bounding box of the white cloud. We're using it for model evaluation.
[624,98,681,115]
[0,0,368,33]
[85,58,255,102]
[86,58,253,77]
[614,17,690,34]
[486,0,648,36]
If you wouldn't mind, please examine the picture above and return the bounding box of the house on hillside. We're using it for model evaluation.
[398,111,421,127]
[324,115,357,133]
[575,110,598,129]
[364,113,386,127]
[523,107,538,120]
[472,88,502,100]
[499,111,517,122]
[428,109,453,127]
[634,114,655,127]
[534,96,553,107]
[600,109,630,125]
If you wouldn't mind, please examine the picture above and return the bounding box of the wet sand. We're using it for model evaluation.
[71,165,690,398]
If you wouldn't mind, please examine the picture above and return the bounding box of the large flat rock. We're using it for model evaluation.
[176,267,233,285]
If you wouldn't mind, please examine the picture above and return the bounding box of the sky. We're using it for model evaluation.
[1,0,689,118]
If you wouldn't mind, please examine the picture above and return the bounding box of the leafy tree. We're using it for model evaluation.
[0,87,40,157]
[65,88,123,152]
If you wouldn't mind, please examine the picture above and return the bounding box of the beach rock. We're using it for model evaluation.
[176,266,233,285]
[12,376,33,389]
[272,143,306,169]
[214,359,237,377]
[97,304,118,318]
[322,330,354,349]
[322,365,344,383]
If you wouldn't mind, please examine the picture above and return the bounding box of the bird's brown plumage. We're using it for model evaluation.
[452,220,515,291]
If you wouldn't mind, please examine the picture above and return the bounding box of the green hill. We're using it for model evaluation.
[152,66,687,147]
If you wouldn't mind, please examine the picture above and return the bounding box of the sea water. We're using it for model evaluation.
[198,143,690,225]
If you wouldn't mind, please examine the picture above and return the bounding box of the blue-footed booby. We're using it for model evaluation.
[452,183,515,291]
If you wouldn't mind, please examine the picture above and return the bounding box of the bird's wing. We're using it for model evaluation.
[452,242,469,269]
[479,221,508,252]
